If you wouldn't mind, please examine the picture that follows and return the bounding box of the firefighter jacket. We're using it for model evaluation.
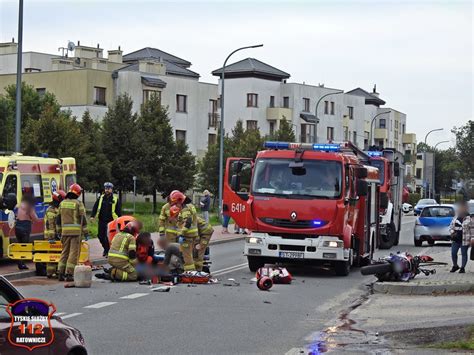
[177,204,199,238]
[109,231,136,261]
[197,216,213,236]
[91,193,121,222]
[57,198,88,237]
[158,203,179,236]
[44,205,60,239]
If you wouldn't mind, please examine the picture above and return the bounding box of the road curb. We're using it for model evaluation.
[3,235,245,281]
[373,280,474,295]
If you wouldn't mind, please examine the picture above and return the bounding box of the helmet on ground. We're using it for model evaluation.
[169,205,181,219]
[169,190,186,205]
[68,183,83,197]
[123,220,142,236]
[257,276,273,291]
[104,182,114,189]
[52,190,66,202]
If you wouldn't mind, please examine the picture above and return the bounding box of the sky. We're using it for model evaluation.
[1,0,472,147]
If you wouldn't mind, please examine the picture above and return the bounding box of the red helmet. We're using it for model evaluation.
[169,190,186,205]
[123,220,142,236]
[52,190,66,202]
[169,205,181,219]
[69,183,83,197]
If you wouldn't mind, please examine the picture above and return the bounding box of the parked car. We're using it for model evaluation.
[414,198,438,216]
[0,276,87,355]
[402,203,413,214]
[414,205,455,246]
[468,200,474,215]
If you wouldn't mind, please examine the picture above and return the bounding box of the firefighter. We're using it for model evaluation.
[106,220,142,282]
[177,197,199,272]
[57,183,88,282]
[43,190,66,278]
[195,216,214,272]
[158,190,186,244]
[91,182,121,257]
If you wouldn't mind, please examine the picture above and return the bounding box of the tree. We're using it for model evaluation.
[270,117,295,142]
[102,94,140,200]
[434,148,461,195]
[76,110,111,192]
[452,120,474,179]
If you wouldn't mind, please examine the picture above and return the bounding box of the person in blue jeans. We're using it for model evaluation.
[222,210,230,234]
[449,201,469,273]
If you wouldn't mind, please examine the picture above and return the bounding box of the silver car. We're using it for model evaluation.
[414,205,455,246]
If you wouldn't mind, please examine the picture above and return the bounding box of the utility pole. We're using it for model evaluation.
[15,0,24,152]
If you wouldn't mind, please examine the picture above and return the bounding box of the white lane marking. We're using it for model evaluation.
[61,313,82,320]
[213,264,249,276]
[84,301,117,309]
[120,293,149,299]
[211,262,248,274]
[55,312,66,316]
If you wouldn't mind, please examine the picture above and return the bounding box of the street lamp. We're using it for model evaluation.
[369,110,391,146]
[15,0,24,152]
[218,44,263,221]
[313,91,344,143]
[424,128,443,145]
[434,140,449,150]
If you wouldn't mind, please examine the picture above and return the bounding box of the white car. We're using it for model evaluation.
[402,203,413,213]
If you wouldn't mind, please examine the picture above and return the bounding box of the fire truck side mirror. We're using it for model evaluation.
[393,162,400,177]
[380,192,389,209]
[357,180,368,197]
[231,174,241,192]
[356,167,368,179]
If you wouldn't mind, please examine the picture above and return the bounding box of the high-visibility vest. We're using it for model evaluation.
[158,203,179,234]
[109,232,136,260]
[58,199,87,237]
[197,216,213,236]
[97,194,118,220]
[44,206,60,239]
[178,204,199,238]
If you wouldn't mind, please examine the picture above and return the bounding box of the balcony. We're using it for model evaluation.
[402,133,416,145]
[374,128,388,139]
[267,107,293,121]
[208,112,219,129]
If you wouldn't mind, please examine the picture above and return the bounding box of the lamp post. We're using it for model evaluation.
[313,91,343,143]
[218,44,263,221]
[15,0,24,152]
[424,128,443,145]
[432,140,449,199]
[132,176,137,214]
[434,140,449,149]
[369,110,391,146]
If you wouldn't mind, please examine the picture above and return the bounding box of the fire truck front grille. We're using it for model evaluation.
[279,245,305,251]
[268,233,311,240]
[260,218,313,229]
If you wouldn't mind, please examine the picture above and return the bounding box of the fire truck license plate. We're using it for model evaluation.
[279,251,304,259]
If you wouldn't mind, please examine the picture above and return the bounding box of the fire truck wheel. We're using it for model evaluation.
[247,256,265,272]
[379,223,396,250]
[335,260,350,276]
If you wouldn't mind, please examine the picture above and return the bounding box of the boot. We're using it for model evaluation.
[65,274,74,282]
[95,273,111,280]
[58,273,65,281]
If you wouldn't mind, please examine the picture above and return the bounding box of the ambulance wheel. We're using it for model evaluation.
[247,256,265,272]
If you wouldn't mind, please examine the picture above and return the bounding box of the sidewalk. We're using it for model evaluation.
[373,249,474,295]
[0,224,244,280]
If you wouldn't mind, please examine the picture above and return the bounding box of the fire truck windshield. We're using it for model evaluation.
[252,158,342,199]
[370,159,385,184]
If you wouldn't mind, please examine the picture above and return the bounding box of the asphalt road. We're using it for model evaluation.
[14,215,451,355]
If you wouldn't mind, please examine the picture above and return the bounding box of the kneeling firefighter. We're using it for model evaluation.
[108,220,142,281]
[43,190,66,278]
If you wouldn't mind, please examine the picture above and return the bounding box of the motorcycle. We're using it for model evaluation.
[360,252,447,282]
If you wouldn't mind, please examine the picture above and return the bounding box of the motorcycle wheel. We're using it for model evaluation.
[360,263,393,276]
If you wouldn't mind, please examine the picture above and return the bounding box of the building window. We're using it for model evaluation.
[303,98,310,112]
[324,101,329,114]
[402,124,405,134]
[283,96,290,108]
[416,168,422,179]
[93,87,106,106]
[269,121,275,135]
[330,101,335,115]
[364,131,369,150]
[247,93,258,107]
[246,120,258,131]
[176,130,186,142]
[176,94,187,112]
[353,131,357,145]
[347,106,354,119]
[143,90,161,104]
[25,68,41,73]
[269,96,275,108]
[327,127,334,141]
[36,88,46,97]
[208,133,217,146]
[379,118,386,129]
[301,124,313,143]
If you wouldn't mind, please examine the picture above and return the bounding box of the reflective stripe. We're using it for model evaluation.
[183,264,195,271]
[108,252,129,260]
[97,195,118,220]
[165,229,179,234]
[61,201,77,209]
[119,236,128,253]
[122,271,128,281]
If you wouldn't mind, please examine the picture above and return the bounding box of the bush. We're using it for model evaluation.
[408,193,421,206]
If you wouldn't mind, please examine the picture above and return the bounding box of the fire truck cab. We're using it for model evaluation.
[0,154,77,258]
[224,142,381,276]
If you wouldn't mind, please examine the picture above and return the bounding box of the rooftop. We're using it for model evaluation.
[123,47,191,68]
[212,58,290,81]
[346,87,386,106]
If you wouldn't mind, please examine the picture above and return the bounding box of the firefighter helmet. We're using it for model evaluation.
[169,205,181,219]
[52,190,66,202]
[68,183,83,197]
[169,190,186,205]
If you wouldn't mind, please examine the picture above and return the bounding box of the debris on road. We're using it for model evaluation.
[223,278,240,287]
[263,301,272,304]
[152,286,171,292]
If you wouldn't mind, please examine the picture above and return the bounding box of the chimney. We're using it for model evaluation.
[108,47,123,63]
[372,84,379,97]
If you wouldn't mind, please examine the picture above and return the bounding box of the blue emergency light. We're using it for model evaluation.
[366,151,383,157]
[264,141,341,152]
[312,220,324,226]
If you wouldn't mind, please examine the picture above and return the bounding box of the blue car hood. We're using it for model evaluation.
[419,217,452,227]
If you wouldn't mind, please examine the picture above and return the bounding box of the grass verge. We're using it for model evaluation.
[429,326,474,350]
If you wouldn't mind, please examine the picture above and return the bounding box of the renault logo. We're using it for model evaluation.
[290,211,297,221]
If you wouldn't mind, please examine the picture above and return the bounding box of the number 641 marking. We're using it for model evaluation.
[231,203,245,213]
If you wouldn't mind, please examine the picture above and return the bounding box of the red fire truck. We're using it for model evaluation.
[366,149,405,249]
[224,141,381,276]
